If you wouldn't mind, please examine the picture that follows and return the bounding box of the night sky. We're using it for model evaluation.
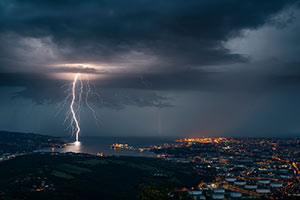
[1,0,300,138]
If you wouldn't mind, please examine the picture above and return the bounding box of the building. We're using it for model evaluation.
[256,189,271,194]
[230,192,242,198]
[212,193,225,199]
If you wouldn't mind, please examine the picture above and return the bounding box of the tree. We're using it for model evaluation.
[137,183,193,200]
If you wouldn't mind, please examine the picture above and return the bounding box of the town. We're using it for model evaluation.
[2,131,300,199]
[112,137,300,199]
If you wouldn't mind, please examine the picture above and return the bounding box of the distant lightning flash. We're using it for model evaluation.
[70,73,81,142]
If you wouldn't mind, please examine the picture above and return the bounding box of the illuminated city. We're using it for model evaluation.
[108,137,300,198]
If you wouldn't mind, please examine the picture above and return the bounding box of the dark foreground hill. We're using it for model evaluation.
[0,131,66,154]
[0,153,213,200]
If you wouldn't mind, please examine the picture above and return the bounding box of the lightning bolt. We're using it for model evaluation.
[56,73,102,143]
[70,73,81,142]
[61,71,156,142]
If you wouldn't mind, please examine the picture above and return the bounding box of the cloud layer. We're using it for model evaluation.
[1,0,300,136]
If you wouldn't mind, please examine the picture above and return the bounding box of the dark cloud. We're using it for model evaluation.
[0,0,297,71]
[17,86,174,109]
[0,72,173,108]
[0,0,298,106]
[1,0,300,139]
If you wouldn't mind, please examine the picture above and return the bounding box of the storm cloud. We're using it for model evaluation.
[1,0,300,137]
[0,0,297,72]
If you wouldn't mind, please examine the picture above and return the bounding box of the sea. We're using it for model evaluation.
[43,136,176,158]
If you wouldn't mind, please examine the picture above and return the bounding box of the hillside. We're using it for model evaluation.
[0,153,211,200]
[0,131,66,154]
